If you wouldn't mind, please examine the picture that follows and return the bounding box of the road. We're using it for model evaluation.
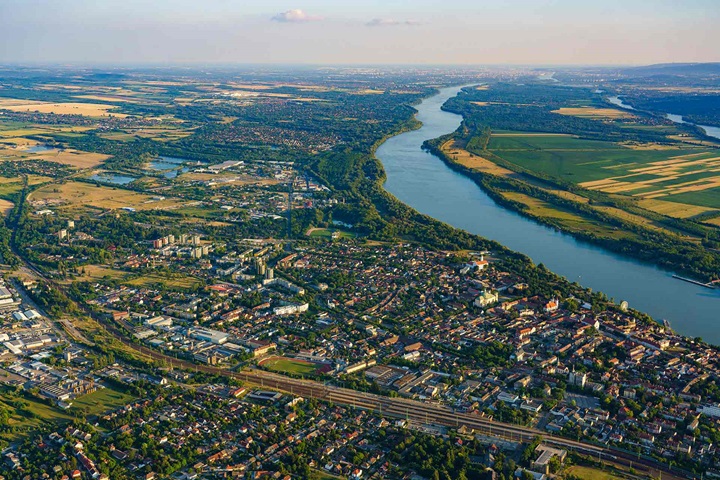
[107,314,691,479]
[5,206,696,479]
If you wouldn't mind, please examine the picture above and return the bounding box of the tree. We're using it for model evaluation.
[548,455,562,473]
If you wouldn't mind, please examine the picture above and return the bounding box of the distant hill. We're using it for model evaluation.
[621,63,720,77]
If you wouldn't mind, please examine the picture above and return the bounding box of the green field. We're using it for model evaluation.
[0,394,74,440]
[260,356,321,376]
[308,228,356,239]
[502,191,632,239]
[69,386,135,416]
[311,470,346,480]
[126,273,203,290]
[488,134,706,183]
[563,465,625,480]
[0,384,134,440]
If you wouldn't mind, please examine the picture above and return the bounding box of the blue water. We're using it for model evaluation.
[26,145,54,153]
[608,96,720,141]
[148,156,190,178]
[377,86,720,344]
[89,173,137,185]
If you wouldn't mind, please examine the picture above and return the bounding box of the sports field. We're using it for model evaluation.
[259,356,321,376]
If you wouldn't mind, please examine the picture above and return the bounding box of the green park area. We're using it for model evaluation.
[260,356,322,376]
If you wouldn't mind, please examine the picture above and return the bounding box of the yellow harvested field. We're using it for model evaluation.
[595,205,690,238]
[73,94,142,103]
[0,199,13,216]
[0,144,109,169]
[0,100,127,117]
[581,154,720,199]
[0,137,40,147]
[552,107,634,119]
[472,101,535,107]
[667,134,720,146]
[30,181,185,211]
[33,150,110,168]
[64,265,128,283]
[441,140,514,176]
[126,273,202,290]
[0,128,52,138]
[580,178,619,187]
[27,175,54,185]
[621,142,678,150]
[228,83,274,90]
[639,198,716,218]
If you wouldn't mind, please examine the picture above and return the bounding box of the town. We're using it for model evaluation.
[3,232,720,479]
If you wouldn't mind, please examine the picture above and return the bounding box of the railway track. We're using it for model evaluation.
[8,237,695,479]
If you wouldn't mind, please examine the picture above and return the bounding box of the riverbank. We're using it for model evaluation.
[373,85,720,344]
[424,133,720,284]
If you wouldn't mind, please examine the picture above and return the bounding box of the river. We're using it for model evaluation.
[608,96,720,140]
[377,86,720,344]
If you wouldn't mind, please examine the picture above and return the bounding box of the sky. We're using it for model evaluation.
[0,0,718,65]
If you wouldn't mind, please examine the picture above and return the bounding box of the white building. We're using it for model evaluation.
[188,327,228,345]
[474,290,498,308]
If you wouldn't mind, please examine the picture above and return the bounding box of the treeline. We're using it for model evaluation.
[620,92,720,128]
[58,133,158,170]
[427,133,720,281]
[443,83,676,144]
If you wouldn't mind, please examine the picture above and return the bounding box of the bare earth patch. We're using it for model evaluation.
[0,199,13,216]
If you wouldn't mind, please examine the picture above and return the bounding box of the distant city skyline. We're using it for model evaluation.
[1,0,718,65]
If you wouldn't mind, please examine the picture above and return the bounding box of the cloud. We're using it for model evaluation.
[366,18,421,27]
[271,9,323,23]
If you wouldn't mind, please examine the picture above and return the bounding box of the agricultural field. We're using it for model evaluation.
[500,191,632,239]
[552,107,635,119]
[0,146,110,168]
[637,198,717,218]
[29,181,187,212]
[0,199,13,216]
[441,139,515,176]
[0,99,128,117]
[259,356,323,376]
[488,132,720,207]
[0,125,96,139]
[0,177,25,200]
